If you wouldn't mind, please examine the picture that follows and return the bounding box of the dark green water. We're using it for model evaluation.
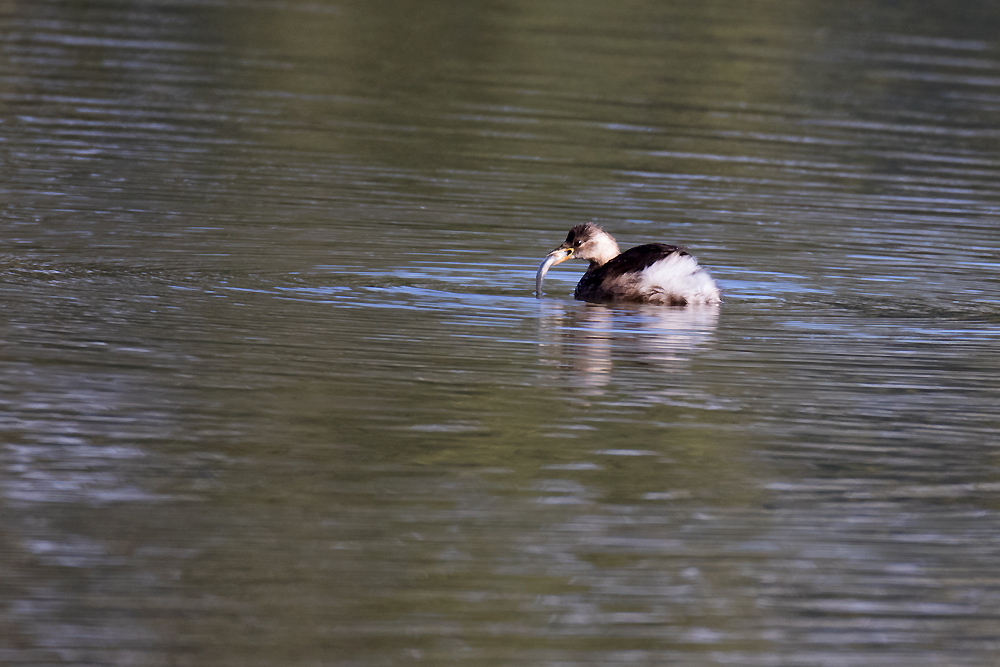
[3,1,1000,665]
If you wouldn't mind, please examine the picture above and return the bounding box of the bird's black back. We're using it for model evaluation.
[575,243,688,302]
[594,243,686,279]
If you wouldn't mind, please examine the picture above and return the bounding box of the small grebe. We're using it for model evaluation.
[536,223,722,305]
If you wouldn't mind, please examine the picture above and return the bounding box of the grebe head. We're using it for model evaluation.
[535,223,621,295]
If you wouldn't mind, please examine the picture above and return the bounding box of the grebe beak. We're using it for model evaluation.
[535,247,573,296]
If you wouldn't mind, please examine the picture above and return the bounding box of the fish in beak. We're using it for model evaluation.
[535,247,573,296]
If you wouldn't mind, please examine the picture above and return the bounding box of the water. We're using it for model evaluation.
[3,0,1000,665]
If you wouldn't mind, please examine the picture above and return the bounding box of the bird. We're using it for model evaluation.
[535,223,721,305]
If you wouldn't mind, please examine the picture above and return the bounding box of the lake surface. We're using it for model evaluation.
[3,0,1000,665]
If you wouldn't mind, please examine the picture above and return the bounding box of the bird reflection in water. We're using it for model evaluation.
[538,301,719,393]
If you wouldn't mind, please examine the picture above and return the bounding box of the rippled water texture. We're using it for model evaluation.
[3,0,1000,665]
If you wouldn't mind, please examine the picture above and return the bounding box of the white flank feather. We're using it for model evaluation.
[637,253,721,305]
